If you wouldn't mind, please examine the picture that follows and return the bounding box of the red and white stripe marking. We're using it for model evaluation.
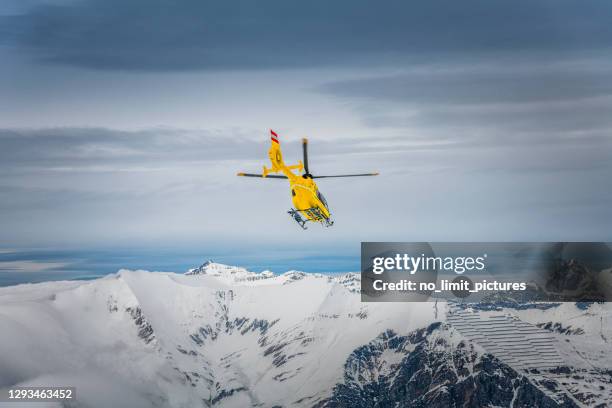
[270,129,279,144]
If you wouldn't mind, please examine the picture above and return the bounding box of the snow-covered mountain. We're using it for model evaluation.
[0,262,610,407]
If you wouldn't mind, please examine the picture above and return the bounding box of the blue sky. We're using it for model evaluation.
[0,247,361,286]
[1,0,612,281]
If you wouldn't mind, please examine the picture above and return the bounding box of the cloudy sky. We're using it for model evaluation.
[1,0,611,269]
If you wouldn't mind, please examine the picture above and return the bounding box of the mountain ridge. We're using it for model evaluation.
[0,262,609,407]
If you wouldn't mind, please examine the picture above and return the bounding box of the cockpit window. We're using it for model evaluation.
[317,191,328,208]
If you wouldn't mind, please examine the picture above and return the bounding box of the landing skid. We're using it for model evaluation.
[288,207,334,229]
[288,209,308,229]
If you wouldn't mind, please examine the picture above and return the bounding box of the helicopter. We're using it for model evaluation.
[237,130,379,229]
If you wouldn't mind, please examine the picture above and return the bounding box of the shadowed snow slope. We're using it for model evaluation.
[0,263,610,407]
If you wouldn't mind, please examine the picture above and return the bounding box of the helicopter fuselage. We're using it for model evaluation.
[237,130,377,229]
[288,176,331,222]
[264,138,331,223]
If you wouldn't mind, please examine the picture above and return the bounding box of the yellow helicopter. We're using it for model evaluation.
[237,130,379,229]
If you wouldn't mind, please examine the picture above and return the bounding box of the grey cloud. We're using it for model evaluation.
[362,101,612,137]
[0,126,462,173]
[1,124,610,177]
[1,125,611,247]
[320,65,612,105]
[0,127,265,169]
[3,0,612,71]
[317,57,612,162]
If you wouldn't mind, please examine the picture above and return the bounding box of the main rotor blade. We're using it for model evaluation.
[237,172,287,179]
[302,138,309,174]
[312,173,379,179]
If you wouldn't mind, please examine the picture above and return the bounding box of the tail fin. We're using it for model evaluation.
[270,129,279,145]
[264,129,284,176]
[263,129,303,177]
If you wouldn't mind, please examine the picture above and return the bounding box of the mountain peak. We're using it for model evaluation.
[201,259,214,267]
[186,260,242,275]
[185,260,274,283]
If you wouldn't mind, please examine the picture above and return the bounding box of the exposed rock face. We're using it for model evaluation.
[319,324,579,408]
[127,306,157,344]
